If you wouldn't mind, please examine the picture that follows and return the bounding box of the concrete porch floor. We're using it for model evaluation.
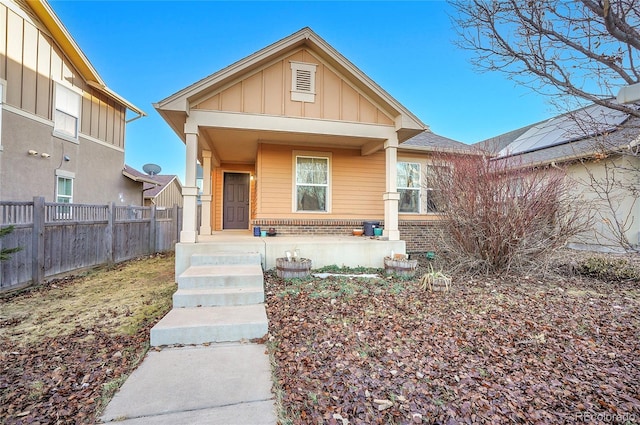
[175,231,406,277]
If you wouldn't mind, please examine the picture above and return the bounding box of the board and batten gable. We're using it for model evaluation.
[0,0,142,204]
[0,1,127,147]
[192,48,395,126]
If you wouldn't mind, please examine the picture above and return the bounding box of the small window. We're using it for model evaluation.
[56,176,74,219]
[398,162,421,213]
[290,61,317,103]
[296,156,328,212]
[54,83,81,140]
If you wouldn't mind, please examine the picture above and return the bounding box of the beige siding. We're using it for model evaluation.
[566,157,640,248]
[252,143,385,220]
[151,179,183,208]
[0,2,127,148]
[192,48,395,126]
[212,164,256,231]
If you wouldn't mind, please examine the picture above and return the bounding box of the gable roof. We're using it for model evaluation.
[26,0,145,117]
[481,101,640,167]
[400,130,472,154]
[123,165,160,185]
[154,27,426,142]
[143,175,181,198]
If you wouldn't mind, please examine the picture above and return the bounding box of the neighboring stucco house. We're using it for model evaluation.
[479,102,640,252]
[0,0,145,206]
[155,27,469,260]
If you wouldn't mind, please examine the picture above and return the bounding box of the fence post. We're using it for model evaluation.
[149,205,157,254]
[31,196,45,285]
[106,202,114,264]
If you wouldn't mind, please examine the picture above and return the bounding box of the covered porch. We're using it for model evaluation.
[175,232,405,277]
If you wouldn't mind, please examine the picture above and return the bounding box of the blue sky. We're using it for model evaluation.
[50,0,557,181]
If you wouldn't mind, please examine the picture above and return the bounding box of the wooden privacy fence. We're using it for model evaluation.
[0,197,182,291]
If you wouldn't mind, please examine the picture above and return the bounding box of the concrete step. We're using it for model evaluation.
[150,304,269,346]
[178,264,263,289]
[173,287,265,307]
[190,252,262,266]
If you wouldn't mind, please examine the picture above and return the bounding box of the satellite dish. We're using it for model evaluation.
[143,163,161,176]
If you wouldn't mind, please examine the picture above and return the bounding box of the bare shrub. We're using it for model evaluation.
[430,152,592,274]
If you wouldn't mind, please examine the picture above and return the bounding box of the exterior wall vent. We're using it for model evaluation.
[290,61,317,103]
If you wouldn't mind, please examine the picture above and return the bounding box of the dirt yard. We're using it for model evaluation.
[0,253,176,424]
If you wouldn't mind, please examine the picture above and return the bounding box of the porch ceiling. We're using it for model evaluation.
[201,127,385,164]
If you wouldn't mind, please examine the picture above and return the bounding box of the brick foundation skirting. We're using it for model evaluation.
[251,218,447,253]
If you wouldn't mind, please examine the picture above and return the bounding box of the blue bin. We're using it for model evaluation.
[363,221,380,236]
[253,226,261,237]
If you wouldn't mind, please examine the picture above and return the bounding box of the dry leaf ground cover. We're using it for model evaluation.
[266,254,640,424]
[0,253,176,424]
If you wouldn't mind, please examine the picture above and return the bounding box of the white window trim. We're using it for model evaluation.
[397,161,422,214]
[292,150,331,213]
[53,82,82,142]
[290,61,317,103]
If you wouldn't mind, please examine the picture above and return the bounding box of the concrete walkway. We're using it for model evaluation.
[100,342,276,424]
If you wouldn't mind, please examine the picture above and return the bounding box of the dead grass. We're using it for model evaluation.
[0,253,176,345]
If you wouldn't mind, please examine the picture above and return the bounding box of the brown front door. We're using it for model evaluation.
[223,173,250,229]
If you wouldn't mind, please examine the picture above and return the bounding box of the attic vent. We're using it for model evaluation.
[296,69,312,92]
[290,61,317,103]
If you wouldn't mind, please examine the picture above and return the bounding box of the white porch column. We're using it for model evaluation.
[383,134,400,241]
[199,150,213,235]
[181,126,199,243]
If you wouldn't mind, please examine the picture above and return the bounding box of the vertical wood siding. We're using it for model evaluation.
[193,48,394,126]
[0,2,126,148]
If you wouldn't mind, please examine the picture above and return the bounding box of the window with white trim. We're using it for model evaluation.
[290,61,317,103]
[398,162,421,213]
[54,83,81,140]
[295,156,328,212]
[56,173,74,219]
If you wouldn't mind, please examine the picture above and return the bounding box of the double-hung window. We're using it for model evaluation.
[54,83,81,140]
[397,162,421,213]
[295,156,328,212]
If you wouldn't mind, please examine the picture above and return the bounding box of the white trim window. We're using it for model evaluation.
[295,155,329,212]
[398,162,421,213]
[56,173,74,219]
[290,61,317,103]
[54,83,81,140]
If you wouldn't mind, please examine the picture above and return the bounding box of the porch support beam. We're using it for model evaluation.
[199,150,213,236]
[180,126,199,243]
[384,135,400,241]
[189,109,395,140]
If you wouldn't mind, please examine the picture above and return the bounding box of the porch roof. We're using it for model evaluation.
[153,27,427,164]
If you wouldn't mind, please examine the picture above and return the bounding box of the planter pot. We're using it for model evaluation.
[276,257,312,279]
[384,256,418,277]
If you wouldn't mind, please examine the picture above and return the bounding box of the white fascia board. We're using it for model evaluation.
[189,110,396,140]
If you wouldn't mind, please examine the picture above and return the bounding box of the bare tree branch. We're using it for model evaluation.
[450,0,640,117]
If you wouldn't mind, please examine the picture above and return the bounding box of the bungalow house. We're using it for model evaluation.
[142,173,183,209]
[0,0,145,206]
[479,101,640,252]
[154,27,470,272]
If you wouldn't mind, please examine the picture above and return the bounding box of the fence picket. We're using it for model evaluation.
[0,197,183,291]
